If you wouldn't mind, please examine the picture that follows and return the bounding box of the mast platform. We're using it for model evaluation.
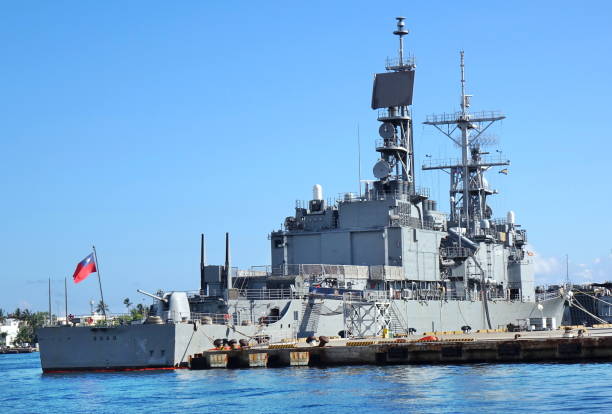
[424,110,505,126]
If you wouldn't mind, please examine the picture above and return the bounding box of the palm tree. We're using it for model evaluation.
[21,309,32,321]
[131,303,148,319]
[123,298,132,312]
[95,300,109,314]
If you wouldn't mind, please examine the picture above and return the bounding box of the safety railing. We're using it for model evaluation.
[536,291,561,302]
[271,263,372,278]
[290,187,434,206]
[191,312,282,326]
[385,55,416,69]
[390,215,439,230]
[236,269,269,277]
[440,247,471,258]
[375,138,408,149]
[490,218,508,226]
[422,154,509,170]
[236,288,296,300]
[424,110,504,124]
[191,312,235,325]
[357,288,514,303]
[377,108,411,120]
[414,186,431,198]
[44,312,141,327]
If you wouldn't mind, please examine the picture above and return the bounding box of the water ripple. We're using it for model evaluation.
[2,354,612,413]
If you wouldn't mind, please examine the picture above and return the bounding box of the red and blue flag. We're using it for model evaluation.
[73,253,97,283]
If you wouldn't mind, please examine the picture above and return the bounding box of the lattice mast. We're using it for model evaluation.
[370,17,416,196]
[423,51,509,235]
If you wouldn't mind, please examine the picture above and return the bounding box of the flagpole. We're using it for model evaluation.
[64,277,68,326]
[48,277,52,326]
[92,245,107,321]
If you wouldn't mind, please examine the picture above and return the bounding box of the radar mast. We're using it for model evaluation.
[370,17,416,199]
[423,51,509,235]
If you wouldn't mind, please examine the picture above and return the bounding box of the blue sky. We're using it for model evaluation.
[1,1,611,314]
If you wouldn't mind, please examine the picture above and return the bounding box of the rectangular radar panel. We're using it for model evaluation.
[371,71,415,109]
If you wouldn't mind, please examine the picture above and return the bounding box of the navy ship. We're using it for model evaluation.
[38,17,566,372]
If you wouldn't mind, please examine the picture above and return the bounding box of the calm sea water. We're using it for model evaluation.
[1,353,611,413]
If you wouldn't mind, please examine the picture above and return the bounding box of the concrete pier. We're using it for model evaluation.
[189,328,612,369]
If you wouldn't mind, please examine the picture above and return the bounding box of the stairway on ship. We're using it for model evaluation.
[298,300,322,338]
[388,302,409,334]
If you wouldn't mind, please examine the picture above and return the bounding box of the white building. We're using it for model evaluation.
[0,319,20,347]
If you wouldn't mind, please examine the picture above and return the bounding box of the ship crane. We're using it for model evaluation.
[422,51,509,236]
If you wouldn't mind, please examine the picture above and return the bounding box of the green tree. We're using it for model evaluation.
[130,307,143,321]
[95,301,109,314]
[137,303,148,317]
[0,308,5,322]
[127,303,147,322]
[14,311,49,345]
[12,308,21,320]
[28,312,48,328]
[123,298,132,312]
[21,309,32,321]
[15,325,34,345]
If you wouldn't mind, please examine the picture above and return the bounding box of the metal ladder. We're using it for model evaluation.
[298,300,322,337]
[389,301,409,334]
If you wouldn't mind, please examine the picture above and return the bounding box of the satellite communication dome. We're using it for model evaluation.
[312,184,323,201]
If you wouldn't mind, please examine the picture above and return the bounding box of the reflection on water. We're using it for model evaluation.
[2,354,612,413]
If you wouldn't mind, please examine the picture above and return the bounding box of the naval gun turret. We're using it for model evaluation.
[137,289,190,322]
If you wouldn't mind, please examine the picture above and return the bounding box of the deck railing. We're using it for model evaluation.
[236,288,296,300]
[536,291,561,302]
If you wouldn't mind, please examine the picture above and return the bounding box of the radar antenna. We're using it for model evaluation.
[393,16,409,67]
[423,51,509,235]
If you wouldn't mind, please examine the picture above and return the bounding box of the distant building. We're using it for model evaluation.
[0,319,20,347]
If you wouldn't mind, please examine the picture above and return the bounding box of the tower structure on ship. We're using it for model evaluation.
[371,17,417,197]
[423,52,510,236]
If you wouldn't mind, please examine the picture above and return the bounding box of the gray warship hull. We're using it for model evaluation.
[39,295,565,372]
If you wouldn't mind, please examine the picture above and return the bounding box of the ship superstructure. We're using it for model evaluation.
[263,17,535,329]
[37,18,565,372]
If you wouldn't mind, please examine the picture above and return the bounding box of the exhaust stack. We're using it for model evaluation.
[225,232,232,290]
[200,233,207,294]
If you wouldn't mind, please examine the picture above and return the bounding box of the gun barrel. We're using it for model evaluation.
[137,289,167,302]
